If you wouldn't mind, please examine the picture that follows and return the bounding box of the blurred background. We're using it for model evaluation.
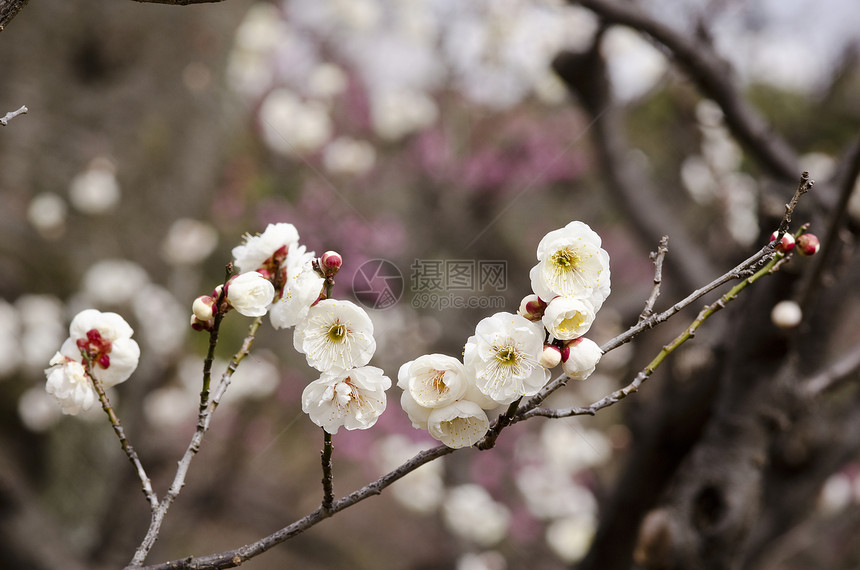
[2,0,860,568]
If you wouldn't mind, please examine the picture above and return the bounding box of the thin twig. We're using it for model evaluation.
[639,236,669,322]
[128,316,262,567]
[86,361,158,510]
[0,105,28,125]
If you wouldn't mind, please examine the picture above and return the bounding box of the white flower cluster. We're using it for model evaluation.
[229,223,390,434]
[399,221,610,449]
[44,310,140,415]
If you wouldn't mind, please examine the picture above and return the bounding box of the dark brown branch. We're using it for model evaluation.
[573,0,800,181]
[0,0,28,31]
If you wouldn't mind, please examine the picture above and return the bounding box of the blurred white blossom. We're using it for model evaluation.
[545,514,596,563]
[68,157,120,215]
[161,219,218,266]
[373,434,445,514]
[259,89,332,155]
[82,259,150,306]
[17,386,62,431]
[27,193,67,239]
[322,137,376,176]
[442,484,511,547]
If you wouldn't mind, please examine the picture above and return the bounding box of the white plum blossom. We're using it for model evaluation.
[44,353,96,415]
[400,389,432,430]
[226,271,275,317]
[442,484,511,547]
[542,296,596,341]
[269,244,324,330]
[398,354,469,409]
[561,337,602,381]
[58,309,140,388]
[232,222,300,273]
[464,312,549,405]
[293,299,376,372]
[302,365,391,434]
[428,400,490,449]
[529,221,610,310]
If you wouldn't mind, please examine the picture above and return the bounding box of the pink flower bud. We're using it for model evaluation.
[796,233,820,256]
[319,251,343,276]
[539,344,562,369]
[518,294,547,322]
[769,231,795,253]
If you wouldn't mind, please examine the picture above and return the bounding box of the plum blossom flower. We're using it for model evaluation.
[428,400,490,449]
[398,354,469,409]
[44,353,96,415]
[302,366,391,434]
[226,271,275,317]
[542,296,596,341]
[59,309,140,388]
[529,221,610,310]
[561,337,602,380]
[293,299,376,372]
[231,222,300,274]
[464,312,549,404]
[399,389,432,430]
[269,244,324,330]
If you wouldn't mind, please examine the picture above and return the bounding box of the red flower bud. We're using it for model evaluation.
[796,233,820,256]
[319,251,343,277]
[769,231,795,253]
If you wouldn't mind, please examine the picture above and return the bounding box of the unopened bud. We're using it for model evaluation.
[796,233,820,256]
[192,295,215,322]
[771,300,802,329]
[319,251,343,276]
[518,294,547,322]
[561,337,602,380]
[769,231,795,253]
[539,344,562,369]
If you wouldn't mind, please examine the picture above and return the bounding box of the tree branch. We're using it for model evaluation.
[573,0,800,181]
[0,105,28,125]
